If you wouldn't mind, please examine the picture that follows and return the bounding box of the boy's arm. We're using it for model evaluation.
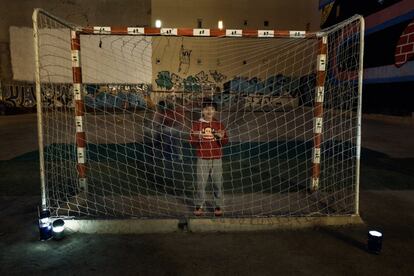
[217,123,229,145]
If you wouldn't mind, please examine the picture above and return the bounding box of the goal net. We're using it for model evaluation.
[33,9,364,219]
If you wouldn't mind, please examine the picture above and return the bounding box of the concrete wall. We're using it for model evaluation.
[2,0,320,82]
[151,0,320,30]
[149,0,321,92]
[0,0,151,81]
[11,27,153,83]
[151,36,317,92]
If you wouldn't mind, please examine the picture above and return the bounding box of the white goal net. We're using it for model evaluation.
[33,9,364,218]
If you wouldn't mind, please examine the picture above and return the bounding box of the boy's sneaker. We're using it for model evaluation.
[194,206,204,216]
[214,207,223,217]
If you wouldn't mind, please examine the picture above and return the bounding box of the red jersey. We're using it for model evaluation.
[190,118,229,159]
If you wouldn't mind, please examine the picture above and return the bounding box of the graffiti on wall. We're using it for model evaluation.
[222,74,315,97]
[42,84,74,108]
[1,83,73,108]
[155,70,228,92]
[153,72,316,109]
[155,71,174,90]
[84,83,151,109]
[149,90,299,112]
[395,19,414,68]
[0,82,152,110]
[209,70,227,83]
[178,45,192,74]
[1,73,315,112]
[2,83,36,108]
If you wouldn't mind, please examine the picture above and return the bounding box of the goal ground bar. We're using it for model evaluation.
[64,216,363,234]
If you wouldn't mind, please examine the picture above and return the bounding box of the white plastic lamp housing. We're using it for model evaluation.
[39,209,52,241]
[367,230,383,254]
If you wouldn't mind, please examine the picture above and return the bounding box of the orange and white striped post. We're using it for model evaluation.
[71,30,87,192]
[311,35,327,192]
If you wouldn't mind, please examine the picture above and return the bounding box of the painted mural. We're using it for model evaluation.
[155,70,228,92]
[319,0,414,115]
[0,72,313,113]
[1,82,73,109]
[84,83,151,110]
[178,45,192,74]
[0,82,152,111]
[2,83,37,108]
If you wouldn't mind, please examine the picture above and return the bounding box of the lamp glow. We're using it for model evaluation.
[53,225,64,233]
[52,219,65,240]
[218,20,223,30]
[155,19,162,28]
[369,230,382,237]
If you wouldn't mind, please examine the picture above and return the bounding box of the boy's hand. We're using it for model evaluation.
[214,130,225,139]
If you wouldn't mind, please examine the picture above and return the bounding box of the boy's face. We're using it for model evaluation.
[202,106,216,120]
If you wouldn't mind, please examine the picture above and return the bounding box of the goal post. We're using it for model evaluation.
[33,8,364,229]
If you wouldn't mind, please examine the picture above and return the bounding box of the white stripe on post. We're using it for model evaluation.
[73,83,82,100]
[315,86,325,103]
[289,31,306,38]
[127,27,145,35]
[258,30,274,38]
[317,54,327,71]
[161,28,177,35]
[77,147,86,164]
[79,178,87,191]
[226,29,243,37]
[312,178,319,190]
[193,29,210,36]
[314,117,323,134]
[75,116,84,132]
[71,50,80,67]
[312,148,321,164]
[93,26,111,34]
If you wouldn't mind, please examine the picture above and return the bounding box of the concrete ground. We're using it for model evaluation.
[0,114,414,275]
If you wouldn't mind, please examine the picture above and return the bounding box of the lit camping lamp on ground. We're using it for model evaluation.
[52,219,65,240]
[367,230,383,254]
[38,209,52,241]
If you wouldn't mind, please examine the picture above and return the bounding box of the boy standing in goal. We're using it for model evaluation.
[190,99,228,216]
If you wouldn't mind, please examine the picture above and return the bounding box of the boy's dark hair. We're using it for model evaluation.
[201,98,217,110]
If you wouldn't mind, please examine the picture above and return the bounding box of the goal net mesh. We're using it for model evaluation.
[34,11,363,218]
